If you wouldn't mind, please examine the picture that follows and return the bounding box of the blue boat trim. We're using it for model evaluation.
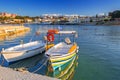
[0,54,9,67]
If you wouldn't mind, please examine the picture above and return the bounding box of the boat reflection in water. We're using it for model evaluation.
[47,55,78,80]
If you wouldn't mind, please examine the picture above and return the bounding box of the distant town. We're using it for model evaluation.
[0,10,120,25]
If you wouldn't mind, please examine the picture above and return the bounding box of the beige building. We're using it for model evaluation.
[25,19,33,23]
[0,12,17,18]
[13,19,24,23]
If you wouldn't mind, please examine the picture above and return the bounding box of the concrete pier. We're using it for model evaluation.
[0,66,59,80]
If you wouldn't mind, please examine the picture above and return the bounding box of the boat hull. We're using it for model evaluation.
[50,51,77,63]
[54,55,78,79]
[2,47,45,63]
[46,42,79,71]
[52,54,76,71]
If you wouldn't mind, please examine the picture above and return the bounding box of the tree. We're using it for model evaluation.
[109,10,120,19]
[15,16,24,19]
[96,14,98,18]
[104,19,109,22]
[90,19,93,22]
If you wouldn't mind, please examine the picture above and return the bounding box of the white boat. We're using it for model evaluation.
[0,41,45,64]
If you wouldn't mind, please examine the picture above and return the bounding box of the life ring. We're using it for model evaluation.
[47,33,54,42]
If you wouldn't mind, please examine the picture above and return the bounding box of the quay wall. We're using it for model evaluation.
[0,66,59,80]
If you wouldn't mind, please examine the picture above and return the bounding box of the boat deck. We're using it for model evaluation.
[47,42,73,56]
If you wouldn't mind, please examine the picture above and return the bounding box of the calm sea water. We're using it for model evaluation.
[0,24,120,80]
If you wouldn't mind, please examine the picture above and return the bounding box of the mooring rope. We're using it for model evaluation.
[32,56,50,73]
[29,34,35,42]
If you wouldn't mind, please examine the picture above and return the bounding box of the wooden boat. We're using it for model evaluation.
[45,30,79,71]
[0,41,45,65]
[47,54,78,80]
[46,42,78,71]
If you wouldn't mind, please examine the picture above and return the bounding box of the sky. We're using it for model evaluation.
[0,0,120,16]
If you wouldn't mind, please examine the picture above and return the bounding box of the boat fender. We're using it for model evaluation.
[77,46,79,49]
[48,64,53,72]
[77,50,79,53]
[59,67,61,71]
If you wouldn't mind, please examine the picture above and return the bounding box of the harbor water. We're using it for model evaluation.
[0,24,120,80]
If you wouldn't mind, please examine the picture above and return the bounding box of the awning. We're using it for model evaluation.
[58,31,76,34]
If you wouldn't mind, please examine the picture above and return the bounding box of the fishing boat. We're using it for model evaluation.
[0,41,45,66]
[56,55,78,80]
[47,54,78,79]
[45,30,79,71]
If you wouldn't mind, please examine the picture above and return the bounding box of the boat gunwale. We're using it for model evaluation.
[50,52,77,63]
[46,42,78,63]
[2,41,44,51]
[47,42,77,56]
[1,46,45,54]
[50,43,78,59]
[52,55,76,66]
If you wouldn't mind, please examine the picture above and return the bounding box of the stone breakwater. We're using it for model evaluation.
[0,66,59,80]
[0,25,30,36]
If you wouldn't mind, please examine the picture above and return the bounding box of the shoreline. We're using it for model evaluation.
[1,22,120,26]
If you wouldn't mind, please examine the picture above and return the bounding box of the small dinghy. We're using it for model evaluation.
[0,41,45,65]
